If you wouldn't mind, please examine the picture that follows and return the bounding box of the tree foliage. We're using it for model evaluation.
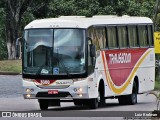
[0,7,7,59]
[0,0,157,59]
[3,0,49,59]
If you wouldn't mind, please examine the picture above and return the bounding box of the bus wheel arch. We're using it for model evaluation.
[127,76,139,105]
[127,80,138,105]
[88,79,105,109]
[118,76,139,105]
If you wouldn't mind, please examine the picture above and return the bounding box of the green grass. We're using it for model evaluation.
[0,60,22,73]
[155,73,160,90]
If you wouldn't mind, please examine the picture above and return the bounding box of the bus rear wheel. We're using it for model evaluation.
[127,81,137,105]
[38,99,48,110]
[118,81,137,105]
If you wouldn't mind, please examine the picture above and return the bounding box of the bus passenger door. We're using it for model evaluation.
[88,39,96,75]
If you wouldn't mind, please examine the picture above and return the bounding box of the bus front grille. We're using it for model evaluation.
[36,85,70,89]
[36,91,71,98]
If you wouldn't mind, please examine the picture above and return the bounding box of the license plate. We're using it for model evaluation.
[48,90,59,94]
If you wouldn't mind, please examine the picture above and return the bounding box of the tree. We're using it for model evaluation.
[0,1,7,59]
[49,0,75,17]
[0,0,157,60]
[74,0,100,17]
[4,0,48,59]
[49,0,100,17]
[0,7,7,59]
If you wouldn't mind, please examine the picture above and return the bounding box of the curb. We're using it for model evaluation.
[0,72,21,75]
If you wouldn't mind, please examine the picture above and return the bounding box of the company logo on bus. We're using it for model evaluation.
[34,80,56,86]
[109,53,131,64]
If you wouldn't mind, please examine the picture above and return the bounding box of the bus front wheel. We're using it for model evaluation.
[88,98,98,109]
[74,99,83,106]
[38,99,48,110]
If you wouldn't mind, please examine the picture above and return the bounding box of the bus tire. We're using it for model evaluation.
[38,99,48,110]
[98,82,105,107]
[89,98,98,109]
[127,81,137,105]
[118,81,137,105]
[118,96,127,105]
[98,89,105,106]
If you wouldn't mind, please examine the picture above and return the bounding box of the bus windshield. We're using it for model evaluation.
[23,29,86,75]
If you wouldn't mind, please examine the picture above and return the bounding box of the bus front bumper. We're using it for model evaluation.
[23,79,90,100]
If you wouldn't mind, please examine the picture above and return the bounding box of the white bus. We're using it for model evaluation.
[22,15,155,110]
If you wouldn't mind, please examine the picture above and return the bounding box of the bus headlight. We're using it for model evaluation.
[79,88,83,92]
[23,78,34,82]
[78,94,83,97]
[26,94,31,98]
[26,88,34,92]
[74,87,83,92]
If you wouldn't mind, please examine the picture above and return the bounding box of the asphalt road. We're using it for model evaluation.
[0,75,158,120]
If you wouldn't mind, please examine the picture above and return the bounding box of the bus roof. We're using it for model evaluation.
[24,15,153,29]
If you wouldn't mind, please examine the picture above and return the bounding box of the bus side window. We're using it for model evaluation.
[128,26,138,47]
[117,26,127,48]
[148,25,154,47]
[88,27,99,50]
[107,26,118,49]
[95,28,106,49]
[87,28,95,74]
[138,25,148,47]
[88,27,106,50]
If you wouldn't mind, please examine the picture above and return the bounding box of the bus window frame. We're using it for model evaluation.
[22,28,89,80]
[147,24,154,47]
[137,24,149,48]
[93,26,106,49]
[146,25,150,47]
[88,23,154,51]
[151,25,154,47]
[106,25,119,50]
[116,25,129,49]
[127,24,139,49]
[136,25,140,48]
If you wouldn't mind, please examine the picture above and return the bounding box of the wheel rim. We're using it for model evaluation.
[98,91,100,103]
[95,98,98,108]
[132,92,137,103]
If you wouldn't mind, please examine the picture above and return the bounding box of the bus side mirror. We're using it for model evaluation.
[16,37,22,59]
[90,44,96,57]
[16,46,19,58]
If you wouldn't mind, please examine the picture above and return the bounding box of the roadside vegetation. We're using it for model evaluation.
[155,80,160,90]
[0,60,22,73]
[155,74,160,90]
[0,0,157,60]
